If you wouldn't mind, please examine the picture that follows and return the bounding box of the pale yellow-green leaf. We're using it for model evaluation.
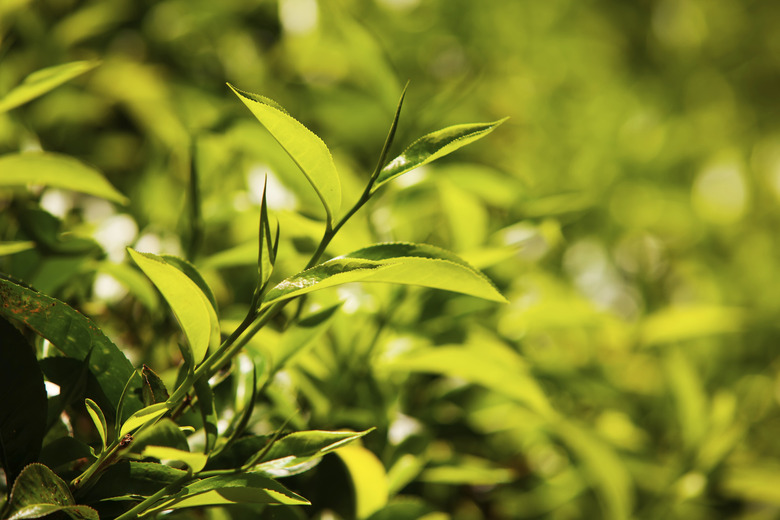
[0,241,35,257]
[84,398,108,449]
[336,445,388,519]
[142,446,208,472]
[119,403,168,437]
[0,152,128,204]
[0,60,99,113]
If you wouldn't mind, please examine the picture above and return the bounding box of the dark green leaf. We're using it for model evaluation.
[194,378,218,453]
[6,463,98,520]
[141,364,170,407]
[0,318,47,487]
[17,208,101,256]
[372,118,507,193]
[0,277,138,417]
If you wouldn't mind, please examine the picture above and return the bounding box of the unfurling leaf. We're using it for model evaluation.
[84,398,108,449]
[373,118,507,193]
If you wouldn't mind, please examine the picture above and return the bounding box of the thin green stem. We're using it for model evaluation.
[114,473,193,520]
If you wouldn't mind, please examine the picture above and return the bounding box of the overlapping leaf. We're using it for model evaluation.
[6,464,98,520]
[262,242,506,307]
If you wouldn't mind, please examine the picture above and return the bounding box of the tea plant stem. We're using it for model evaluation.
[114,473,194,520]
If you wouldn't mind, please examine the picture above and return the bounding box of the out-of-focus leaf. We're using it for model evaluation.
[263,243,506,306]
[420,463,515,485]
[366,497,442,520]
[144,473,309,514]
[384,345,551,415]
[141,364,170,406]
[95,261,159,311]
[0,152,127,204]
[119,403,168,437]
[373,119,507,192]
[664,349,708,450]
[0,60,99,113]
[0,317,47,487]
[336,445,389,519]
[270,303,340,371]
[229,83,341,224]
[128,249,217,365]
[84,398,108,449]
[0,241,35,256]
[387,454,426,496]
[641,305,744,345]
[551,419,634,520]
[5,463,98,520]
[18,208,100,255]
[0,276,138,415]
[142,446,208,472]
[721,463,780,506]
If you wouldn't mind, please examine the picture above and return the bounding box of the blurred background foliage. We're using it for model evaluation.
[2,0,780,518]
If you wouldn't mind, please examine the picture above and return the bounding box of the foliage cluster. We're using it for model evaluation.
[2,1,780,519]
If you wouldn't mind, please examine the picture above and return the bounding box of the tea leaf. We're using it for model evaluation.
[372,118,507,193]
[0,276,138,416]
[262,243,507,306]
[141,365,170,407]
[6,463,98,520]
[142,446,208,472]
[336,445,389,519]
[128,249,217,366]
[0,60,99,113]
[229,83,341,224]
[194,378,218,453]
[0,152,128,204]
[119,403,168,437]
[0,318,47,487]
[84,398,108,449]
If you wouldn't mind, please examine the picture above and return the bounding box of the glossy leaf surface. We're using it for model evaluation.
[128,249,217,365]
[0,276,137,415]
[84,398,108,449]
[142,446,208,472]
[229,83,341,223]
[0,152,128,204]
[6,463,98,520]
[0,318,47,487]
[0,60,99,113]
[144,473,309,514]
[263,242,507,306]
[336,445,389,519]
[119,403,168,437]
[373,119,507,192]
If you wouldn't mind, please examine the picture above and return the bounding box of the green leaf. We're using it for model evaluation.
[251,429,372,477]
[0,152,128,204]
[420,464,515,485]
[160,255,219,314]
[0,241,35,257]
[84,398,108,450]
[228,83,341,224]
[0,60,99,113]
[256,176,277,294]
[18,208,101,255]
[82,461,187,503]
[372,118,507,193]
[336,445,389,519]
[262,242,507,306]
[144,473,309,514]
[119,403,169,437]
[142,446,208,472]
[130,418,189,453]
[128,249,218,366]
[194,378,218,453]
[141,365,170,407]
[0,318,47,487]
[6,463,98,520]
[368,83,407,186]
[0,276,139,416]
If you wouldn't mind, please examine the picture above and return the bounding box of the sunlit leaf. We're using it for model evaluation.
[144,473,309,514]
[84,398,108,449]
[262,242,506,306]
[0,60,99,113]
[119,403,168,437]
[641,305,744,345]
[229,83,341,224]
[128,249,217,365]
[142,446,208,472]
[336,445,389,519]
[0,152,128,204]
[0,241,35,257]
[373,118,507,192]
[194,378,218,453]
